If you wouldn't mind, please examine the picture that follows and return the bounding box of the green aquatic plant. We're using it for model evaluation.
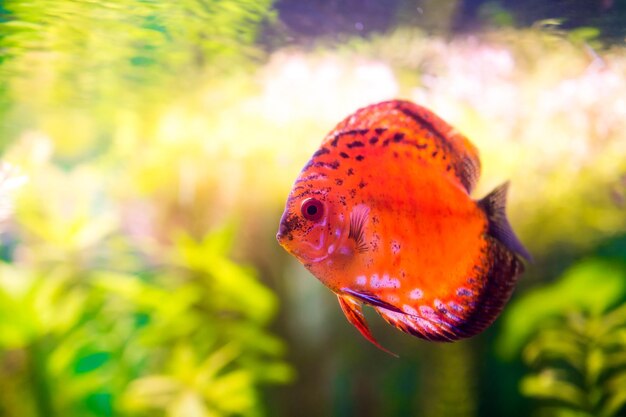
[0,228,292,417]
[521,303,626,417]
[497,249,626,417]
[0,159,292,417]
[0,0,275,155]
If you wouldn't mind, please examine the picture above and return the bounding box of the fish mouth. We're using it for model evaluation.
[276,210,293,245]
[276,222,288,244]
[276,221,331,263]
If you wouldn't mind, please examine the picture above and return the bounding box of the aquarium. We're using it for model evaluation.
[0,1,625,416]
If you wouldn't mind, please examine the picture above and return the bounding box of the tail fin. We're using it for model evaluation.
[478,182,532,262]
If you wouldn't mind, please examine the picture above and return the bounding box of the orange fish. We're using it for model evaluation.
[276,100,531,354]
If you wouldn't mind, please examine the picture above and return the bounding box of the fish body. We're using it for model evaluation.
[276,100,530,351]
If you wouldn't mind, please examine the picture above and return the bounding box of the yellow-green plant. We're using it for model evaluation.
[0,223,292,417]
[521,303,626,417]
[497,251,626,417]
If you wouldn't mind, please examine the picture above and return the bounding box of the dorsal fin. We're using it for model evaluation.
[478,182,532,262]
[322,100,481,193]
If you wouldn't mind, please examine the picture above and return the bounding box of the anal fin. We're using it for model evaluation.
[337,294,398,357]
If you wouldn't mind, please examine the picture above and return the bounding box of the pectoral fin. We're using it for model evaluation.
[337,294,398,357]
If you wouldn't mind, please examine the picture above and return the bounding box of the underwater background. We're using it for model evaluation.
[1,1,626,416]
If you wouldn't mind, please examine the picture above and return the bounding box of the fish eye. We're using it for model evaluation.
[301,198,324,222]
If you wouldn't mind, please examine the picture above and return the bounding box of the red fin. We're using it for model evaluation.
[337,294,398,357]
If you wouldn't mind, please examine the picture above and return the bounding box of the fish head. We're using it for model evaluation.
[277,190,349,265]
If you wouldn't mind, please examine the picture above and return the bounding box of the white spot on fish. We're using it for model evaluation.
[419,305,436,317]
[339,246,351,255]
[448,302,464,312]
[385,311,412,327]
[446,311,462,322]
[370,273,399,289]
[370,274,379,288]
[391,240,401,255]
[384,274,400,288]
[413,316,438,333]
[457,287,473,297]
[434,299,445,311]
[356,275,367,286]
[409,288,423,300]
[327,243,335,254]
[403,304,418,316]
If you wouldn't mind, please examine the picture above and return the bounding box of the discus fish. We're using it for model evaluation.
[276,100,531,354]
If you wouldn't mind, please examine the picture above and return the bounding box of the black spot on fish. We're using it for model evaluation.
[331,136,339,147]
[432,150,438,157]
[358,180,367,189]
[296,173,326,183]
[393,132,404,142]
[350,188,357,198]
[347,168,354,176]
[340,152,350,159]
[311,186,332,195]
[339,195,347,206]
[446,164,452,172]
[347,140,365,148]
[355,155,365,161]
[382,139,390,147]
[335,178,344,186]
[313,147,330,157]
[313,160,340,170]
[375,128,387,135]
[283,213,304,237]
[290,190,307,200]
[398,106,455,156]
[369,136,379,145]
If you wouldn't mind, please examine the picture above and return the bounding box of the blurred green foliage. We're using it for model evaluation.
[521,304,626,417]
[0,223,292,417]
[519,296,626,416]
[499,237,626,417]
[0,1,625,417]
[0,2,292,417]
[0,0,275,158]
[497,259,626,359]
